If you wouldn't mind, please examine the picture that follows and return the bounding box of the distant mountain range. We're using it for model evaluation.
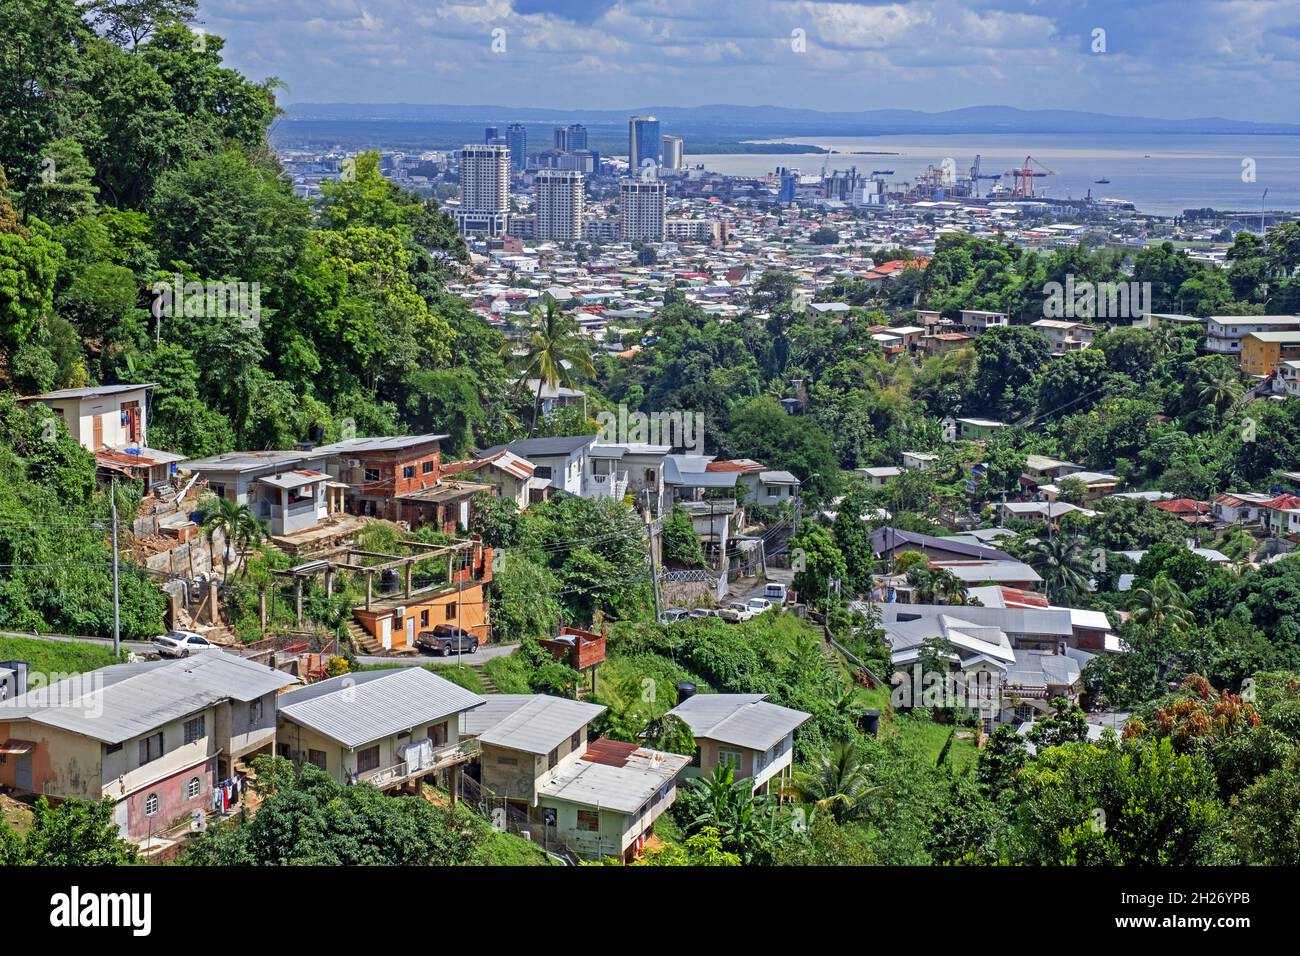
[281,102,1300,136]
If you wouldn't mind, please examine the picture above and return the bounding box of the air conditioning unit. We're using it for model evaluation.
[347,459,362,468]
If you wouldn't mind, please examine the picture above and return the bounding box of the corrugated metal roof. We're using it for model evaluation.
[278,668,485,749]
[538,746,689,813]
[0,654,299,744]
[470,695,605,754]
[668,694,811,751]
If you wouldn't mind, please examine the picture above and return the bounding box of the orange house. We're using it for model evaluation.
[353,543,494,652]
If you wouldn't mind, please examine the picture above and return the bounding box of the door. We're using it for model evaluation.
[92,415,104,450]
[15,753,32,791]
[405,616,415,647]
[380,616,392,650]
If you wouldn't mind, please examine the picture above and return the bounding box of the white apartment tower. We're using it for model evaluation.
[619,178,667,242]
[661,135,684,170]
[534,169,584,241]
[455,144,510,237]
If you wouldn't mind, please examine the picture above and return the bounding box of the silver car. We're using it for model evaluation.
[153,631,220,658]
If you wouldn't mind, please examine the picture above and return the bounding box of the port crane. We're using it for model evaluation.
[968,154,1002,197]
[1005,155,1056,198]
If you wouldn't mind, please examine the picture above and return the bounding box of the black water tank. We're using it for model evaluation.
[676,681,697,701]
[862,709,881,737]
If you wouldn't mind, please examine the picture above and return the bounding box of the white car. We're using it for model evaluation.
[688,608,718,619]
[746,597,774,615]
[154,631,221,658]
[763,583,788,603]
[721,602,756,622]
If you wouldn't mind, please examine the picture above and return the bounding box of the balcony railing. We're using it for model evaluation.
[355,738,479,789]
[586,471,628,499]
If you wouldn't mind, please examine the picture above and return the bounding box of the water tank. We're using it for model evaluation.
[675,681,697,701]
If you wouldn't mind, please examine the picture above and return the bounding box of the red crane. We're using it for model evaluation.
[1006,155,1056,198]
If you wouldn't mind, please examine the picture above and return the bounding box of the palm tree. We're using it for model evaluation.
[1130,573,1196,634]
[1024,534,1092,603]
[1196,361,1244,422]
[781,741,878,822]
[688,762,771,864]
[512,294,595,436]
[905,566,969,605]
[200,497,263,580]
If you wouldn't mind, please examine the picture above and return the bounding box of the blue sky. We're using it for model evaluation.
[200,0,1300,121]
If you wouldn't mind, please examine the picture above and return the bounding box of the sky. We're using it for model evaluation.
[199,0,1300,122]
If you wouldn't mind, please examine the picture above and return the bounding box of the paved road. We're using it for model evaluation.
[358,642,520,668]
[0,629,154,655]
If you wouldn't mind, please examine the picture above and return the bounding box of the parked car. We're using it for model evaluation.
[662,608,689,622]
[720,601,756,623]
[763,582,788,602]
[687,608,717,619]
[153,631,220,658]
[746,597,774,614]
[416,624,479,656]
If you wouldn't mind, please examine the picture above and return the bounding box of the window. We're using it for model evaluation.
[420,609,429,627]
[183,716,205,744]
[249,699,264,723]
[186,777,201,800]
[356,746,380,774]
[422,460,435,474]
[428,723,448,746]
[570,730,581,751]
[308,749,327,770]
[402,465,416,479]
[364,468,381,483]
[144,793,159,816]
[547,747,559,770]
[534,466,553,480]
[717,749,742,770]
[576,810,600,832]
[496,755,518,767]
[139,732,163,765]
[645,469,656,483]
[106,742,122,754]
[445,603,457,620]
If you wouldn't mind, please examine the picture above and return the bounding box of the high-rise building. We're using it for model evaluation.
[552,126,570,152]
[505,123,527,172]
[534,169,584,241]
[566,124,588,151]
[661,134,684,170]
[455,144,510,237]
[619,178,666,242]
[485,126,500,143]
[628,116,661,172]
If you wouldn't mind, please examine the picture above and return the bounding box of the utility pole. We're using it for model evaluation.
[110,477,121,657]
[645,491,662,622]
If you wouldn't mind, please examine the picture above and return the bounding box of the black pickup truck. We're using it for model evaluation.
[415,624,479,656]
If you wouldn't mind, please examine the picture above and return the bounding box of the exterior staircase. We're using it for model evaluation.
[347,620,382,656]
[469,662,499,694]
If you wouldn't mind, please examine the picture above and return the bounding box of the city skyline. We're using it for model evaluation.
[199,0,1300,123]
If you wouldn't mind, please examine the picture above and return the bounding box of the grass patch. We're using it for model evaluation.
[483,653,531,694]
[0,635,121,678]
[424,664,485,694]
[888,712,978,774]
[469,828,556,866]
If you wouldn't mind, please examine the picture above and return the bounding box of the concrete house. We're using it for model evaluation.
[442,449,538,510]
[17,383,187,492]
[183,449,343,537]
[461,694,687,861]
[481,435,596,500]
[667,693,811,795]
[0,653,297,842]
[276,668,485,792]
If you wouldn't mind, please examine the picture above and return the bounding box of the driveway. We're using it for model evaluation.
[358,641,521,668]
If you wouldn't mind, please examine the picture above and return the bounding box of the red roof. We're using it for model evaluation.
[581,738,638,768]
[1154,498,1209,515]
[1264,493,1300,511]
[706,459,764,474]
[998,586,1050,609]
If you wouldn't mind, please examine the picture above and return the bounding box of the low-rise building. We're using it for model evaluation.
[0,653,297,842]
[667,692,810,795]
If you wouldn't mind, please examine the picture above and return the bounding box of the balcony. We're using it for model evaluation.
[540,626,606,671]
[585,470,628,500]
[355,738,479,790]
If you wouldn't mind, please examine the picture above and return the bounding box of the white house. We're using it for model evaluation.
[667,693,811,795]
